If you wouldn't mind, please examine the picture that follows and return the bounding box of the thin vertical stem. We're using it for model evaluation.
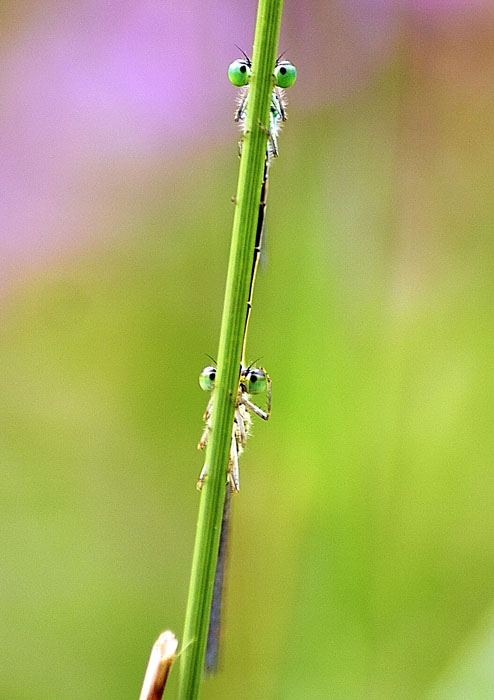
[177,2,285,698]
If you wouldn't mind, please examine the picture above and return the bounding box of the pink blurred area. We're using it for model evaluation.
[0,0,491,288]
[1,1,253,284]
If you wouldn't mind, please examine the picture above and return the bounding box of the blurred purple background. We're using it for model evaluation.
[2,0,490,287]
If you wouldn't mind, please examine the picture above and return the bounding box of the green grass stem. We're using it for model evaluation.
[177,2,285,698]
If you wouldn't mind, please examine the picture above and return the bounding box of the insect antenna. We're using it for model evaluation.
[234,44,252,66]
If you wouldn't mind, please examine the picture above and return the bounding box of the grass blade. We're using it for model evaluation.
[177,2,285,698]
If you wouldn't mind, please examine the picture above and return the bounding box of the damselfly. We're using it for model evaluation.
[228,51,297,360]
[197,363,271,672]
[197,364,271,493]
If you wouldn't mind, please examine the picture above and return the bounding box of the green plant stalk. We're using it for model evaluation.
[177,1,284,698]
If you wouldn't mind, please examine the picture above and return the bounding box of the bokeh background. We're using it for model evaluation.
[2,1,494,698]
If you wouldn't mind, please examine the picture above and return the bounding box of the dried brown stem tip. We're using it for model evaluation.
[139,631,178,700]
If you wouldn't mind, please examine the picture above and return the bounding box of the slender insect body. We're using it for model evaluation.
[196,364,270,674]
[230,57,295,360]
[234,86,288,158]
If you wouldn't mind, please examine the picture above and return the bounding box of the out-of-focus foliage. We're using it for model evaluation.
[1,2,494,699]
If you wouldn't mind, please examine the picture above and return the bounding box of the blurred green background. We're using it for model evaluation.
[2,2,494,699]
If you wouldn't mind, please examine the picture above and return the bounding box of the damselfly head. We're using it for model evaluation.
[229,55,296,90]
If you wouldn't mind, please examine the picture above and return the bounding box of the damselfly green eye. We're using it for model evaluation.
[199,366,216,392]
[274,60,297,89]
[243,368,267,395]
[228,59,251,87]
